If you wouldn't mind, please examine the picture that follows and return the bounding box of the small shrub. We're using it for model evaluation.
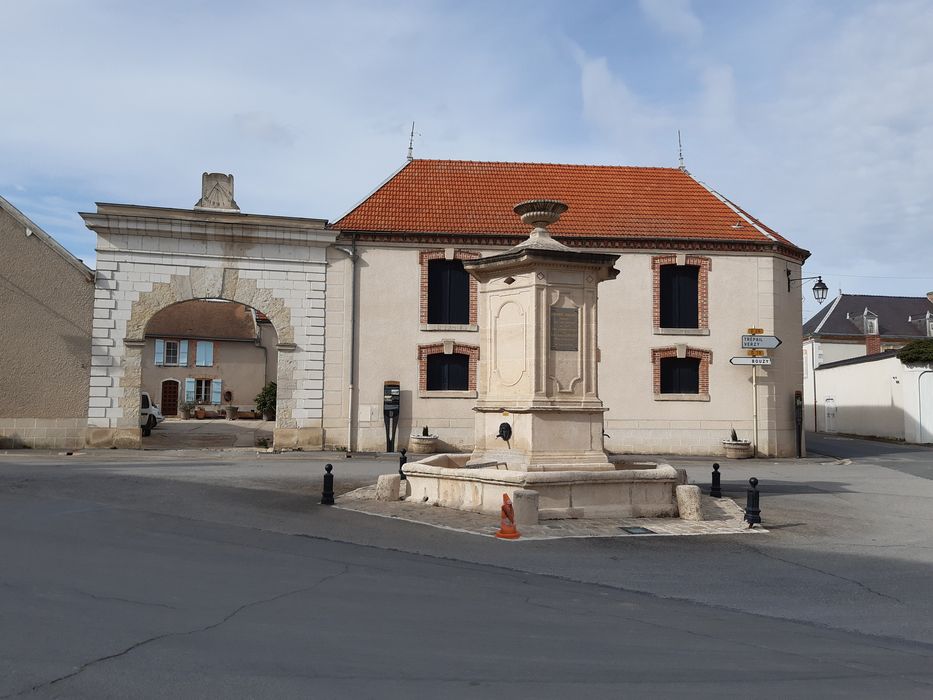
[897,338,933,365]
[255,382,277,415]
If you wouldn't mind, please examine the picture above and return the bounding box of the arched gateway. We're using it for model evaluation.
[81,173,336,449]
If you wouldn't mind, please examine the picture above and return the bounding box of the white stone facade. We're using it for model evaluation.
[324,244,806,457]
[81,203,336,448]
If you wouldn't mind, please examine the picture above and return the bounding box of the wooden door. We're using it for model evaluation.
[161,380,179,416]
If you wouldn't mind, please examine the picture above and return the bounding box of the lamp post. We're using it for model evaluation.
[787,270,829,304]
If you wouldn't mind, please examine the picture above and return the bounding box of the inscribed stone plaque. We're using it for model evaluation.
[550,307,579,351]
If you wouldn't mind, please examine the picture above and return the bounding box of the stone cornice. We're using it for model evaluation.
[82,209,338,247]
[336,230,810,262]
[92,202,328,229]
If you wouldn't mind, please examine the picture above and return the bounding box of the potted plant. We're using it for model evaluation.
[224,404,239,420]
[194,405,206,419]
[255,381,277,421]
[408,424,440,454]
[722,428,753,459]
[179,401,195,420]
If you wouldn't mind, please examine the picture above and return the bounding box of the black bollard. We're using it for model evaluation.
[321,464,335,505]
[744,477,761,528]
[398,448,408,481]
[710,463,722,498]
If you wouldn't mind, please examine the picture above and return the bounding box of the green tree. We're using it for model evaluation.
[897,339,933,365]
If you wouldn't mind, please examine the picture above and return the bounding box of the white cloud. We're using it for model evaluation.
[575,52,675,164]
[637,0,703,41]
[698,63,736,132]
[2,0,932,305]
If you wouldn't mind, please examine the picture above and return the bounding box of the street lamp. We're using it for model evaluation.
[787,270,829,304]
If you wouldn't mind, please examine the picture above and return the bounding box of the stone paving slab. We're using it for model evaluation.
[335,486,768,540]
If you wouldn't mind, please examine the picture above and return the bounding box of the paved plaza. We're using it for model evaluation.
[1,435,933,697]
[337,483,767,539]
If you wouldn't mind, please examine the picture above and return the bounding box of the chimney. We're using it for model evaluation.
[866,334,882,355]
[195,172,239,212]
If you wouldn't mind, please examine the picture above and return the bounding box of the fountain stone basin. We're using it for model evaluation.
[403,454,680,520]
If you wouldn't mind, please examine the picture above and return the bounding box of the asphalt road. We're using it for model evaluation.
[807,431,933,479]
[1,445,932,698]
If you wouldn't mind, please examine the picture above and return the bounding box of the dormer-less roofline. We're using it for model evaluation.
[0,194,94,281]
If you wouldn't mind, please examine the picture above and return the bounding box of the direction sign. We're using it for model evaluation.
[747,327,764,335]
[730,356,773,366]
[741,334,782,349]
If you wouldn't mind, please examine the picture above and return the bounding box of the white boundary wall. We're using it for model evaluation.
[813,354,933,443]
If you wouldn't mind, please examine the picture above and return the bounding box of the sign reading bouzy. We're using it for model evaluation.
[550,307,579,351]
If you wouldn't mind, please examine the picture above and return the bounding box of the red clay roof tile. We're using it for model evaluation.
[335,159,802,251]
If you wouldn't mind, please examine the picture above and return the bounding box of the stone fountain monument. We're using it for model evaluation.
[403,201,679,520]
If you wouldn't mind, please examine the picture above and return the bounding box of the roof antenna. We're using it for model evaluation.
[677,130,686,171]
[407,121,417,162]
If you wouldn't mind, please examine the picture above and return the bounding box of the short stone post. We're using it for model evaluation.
[321,464,335,505]
[744,477,761,528]
[710,463,722,498]
[675,485,702,521]
[375,474,401,501]
[512,489,539,526]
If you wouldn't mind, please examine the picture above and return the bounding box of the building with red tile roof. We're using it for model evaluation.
[323,159,810,457]
[336,160,807,258]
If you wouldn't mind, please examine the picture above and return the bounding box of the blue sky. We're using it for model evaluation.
[3,0,932,321]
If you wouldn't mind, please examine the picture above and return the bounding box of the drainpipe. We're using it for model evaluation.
[811,342,818,431]
[331,236,357,453]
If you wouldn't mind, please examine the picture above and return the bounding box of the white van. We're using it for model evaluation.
[140,392,164,436]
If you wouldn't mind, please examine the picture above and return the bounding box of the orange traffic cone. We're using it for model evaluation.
[495,493,520,539]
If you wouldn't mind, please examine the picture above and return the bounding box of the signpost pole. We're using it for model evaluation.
[752,365,759,458]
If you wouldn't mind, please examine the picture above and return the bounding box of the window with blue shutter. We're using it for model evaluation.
[185,378,196,402]
[211,379,222,404]
[195,379,212,403]
[179,340,189,366]
[164,341,178,365]
[154,339,165,366]
[196,341,214,366]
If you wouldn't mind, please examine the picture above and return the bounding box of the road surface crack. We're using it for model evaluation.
[747,545,904,604]
[3,565,348,698]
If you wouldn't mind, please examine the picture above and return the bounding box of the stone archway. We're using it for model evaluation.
[81,177,335,449]
[119,269,298,446]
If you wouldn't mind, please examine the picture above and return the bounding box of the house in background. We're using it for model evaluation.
[0,195,94,449]
[143,300,277,417]
[802,292,933,430]
[326,159,809,457]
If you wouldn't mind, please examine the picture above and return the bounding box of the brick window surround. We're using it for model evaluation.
[651,255,711,333]
[651,346,712,401]
[418,342,480,397]
[419,250,480,328]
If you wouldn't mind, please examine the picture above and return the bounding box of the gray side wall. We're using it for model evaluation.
[0,203,93,447]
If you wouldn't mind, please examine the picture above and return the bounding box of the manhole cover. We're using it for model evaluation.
[620,526,655,535]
